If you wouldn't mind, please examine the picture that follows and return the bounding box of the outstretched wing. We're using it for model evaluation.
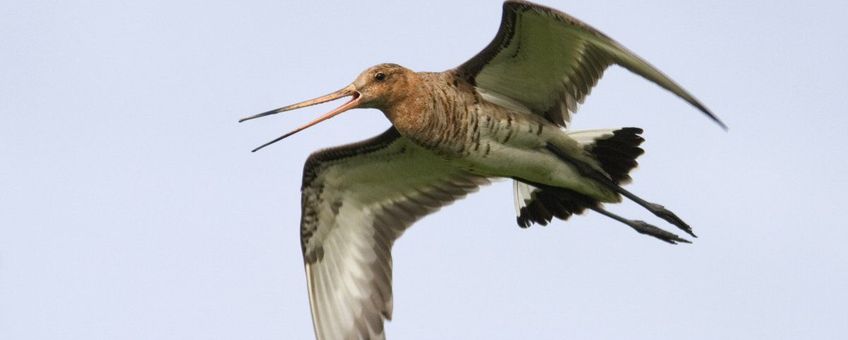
[300,128,488,340]
[456,0,724,128]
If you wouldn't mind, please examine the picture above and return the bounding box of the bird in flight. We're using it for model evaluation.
[240,1,724,339]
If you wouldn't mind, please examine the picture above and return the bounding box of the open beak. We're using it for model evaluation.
[240,84,361,152]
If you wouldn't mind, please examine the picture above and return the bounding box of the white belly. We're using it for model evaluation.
[453,117,618,202]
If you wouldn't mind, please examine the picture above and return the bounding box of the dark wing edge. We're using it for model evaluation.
[299,128,489,340]
[456,0,726,129]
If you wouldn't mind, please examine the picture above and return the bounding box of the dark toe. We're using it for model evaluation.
[629,220,692,244]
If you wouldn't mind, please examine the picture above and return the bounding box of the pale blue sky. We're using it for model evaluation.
[2,1,846,339]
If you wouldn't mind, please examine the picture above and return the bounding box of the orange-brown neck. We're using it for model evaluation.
[379,72,430,136]
[381,71,480,152]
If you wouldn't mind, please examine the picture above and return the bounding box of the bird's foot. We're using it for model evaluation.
[627,220,691,245]
[645,203,696,238]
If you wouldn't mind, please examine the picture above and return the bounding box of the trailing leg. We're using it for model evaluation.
[589,206,690,244]
[545,133,696,237]
[515,182,690,244]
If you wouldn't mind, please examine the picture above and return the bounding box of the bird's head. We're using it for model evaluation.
[239,63,416,152]
[354,63,416,110]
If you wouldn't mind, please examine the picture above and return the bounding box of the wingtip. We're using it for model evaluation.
[708,112,729,131]
[690,100,728,131]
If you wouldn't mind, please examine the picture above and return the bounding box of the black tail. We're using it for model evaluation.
[516,128,645,228]
[587,127,645,185]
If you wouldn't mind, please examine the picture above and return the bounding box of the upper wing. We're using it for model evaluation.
[456,0,725,128]
[300,128,488,340]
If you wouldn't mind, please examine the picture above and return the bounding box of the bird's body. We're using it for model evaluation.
[241,1,725,339]
[372,66,614,202]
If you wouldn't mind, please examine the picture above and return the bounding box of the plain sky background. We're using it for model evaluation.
[2,0,847,339]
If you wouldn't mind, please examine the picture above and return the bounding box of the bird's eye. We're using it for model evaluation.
[374,72,386,81]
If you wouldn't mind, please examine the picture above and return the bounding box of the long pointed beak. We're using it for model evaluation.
[240,84,360,152]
